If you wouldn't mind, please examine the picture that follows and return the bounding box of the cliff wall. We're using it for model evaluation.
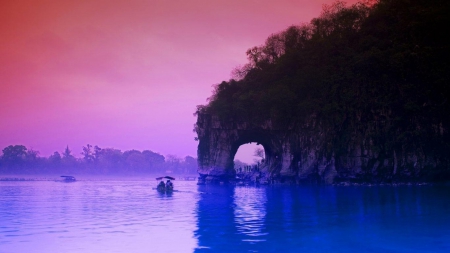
[194,0,450,184]
[195,112,449,184]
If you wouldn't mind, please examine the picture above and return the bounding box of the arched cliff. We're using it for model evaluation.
[195,113,291,184]
[194,0,450,184]
[195,111,449,185]
[194,111,343,184]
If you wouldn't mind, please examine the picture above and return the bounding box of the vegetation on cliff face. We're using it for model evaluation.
[197,0,450,181]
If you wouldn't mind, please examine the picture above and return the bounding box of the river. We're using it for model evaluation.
[1,179,449,252]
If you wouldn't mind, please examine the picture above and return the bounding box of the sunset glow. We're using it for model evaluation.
[1,0,358,158]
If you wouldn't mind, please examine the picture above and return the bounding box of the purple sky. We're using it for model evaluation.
[0,0,358,162]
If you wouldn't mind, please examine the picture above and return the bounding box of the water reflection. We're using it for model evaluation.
[1,181,449,252]
[194,184,450,252]
[194,185,238,251]
[233,187,267,241]
[0,180,198,253]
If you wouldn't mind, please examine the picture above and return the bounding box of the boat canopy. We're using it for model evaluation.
[155,176,175,180]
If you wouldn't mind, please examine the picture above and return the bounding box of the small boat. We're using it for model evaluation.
[61,175,76,182]
[155,176,175,193]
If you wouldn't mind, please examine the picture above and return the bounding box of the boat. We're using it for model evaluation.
[61,175,76,182]
[155,176,175,193]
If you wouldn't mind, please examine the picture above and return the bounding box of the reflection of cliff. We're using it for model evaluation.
[233,187,267,241]
[194,185,449,251]
[194,185,271,252]
[193,185,335,251]
[194,186,238,252]
[195,0,450,184]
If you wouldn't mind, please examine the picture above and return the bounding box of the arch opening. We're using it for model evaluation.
[233,142,265,170]
[229,132,280,177]
[195,112,289,184]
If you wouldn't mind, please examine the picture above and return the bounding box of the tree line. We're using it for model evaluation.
[0,144,198,176]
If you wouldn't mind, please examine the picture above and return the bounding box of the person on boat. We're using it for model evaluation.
[166,179,173,190]
[157,180,165,191]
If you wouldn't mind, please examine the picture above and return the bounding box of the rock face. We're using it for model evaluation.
[195,112,449,185]
[194,0,450,185]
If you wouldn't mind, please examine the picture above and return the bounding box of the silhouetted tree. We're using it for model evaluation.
[122,150,145,174]
[142,150,165,174]
[62,146,73,159]
[93,145,102,163]
[97,148,123,174]
[25,148,42,173]
[81,144,94,163]
[182,156,197,175]
[48,151,62,172]
[233,159,249,172]
[165,155,181,174]
[253,147,265,164]
[1,145,27,172]
[61,146,77,173]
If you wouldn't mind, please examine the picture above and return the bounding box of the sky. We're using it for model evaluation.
[0,0,358,162]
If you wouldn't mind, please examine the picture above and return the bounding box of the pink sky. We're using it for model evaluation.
[1,0,358,161]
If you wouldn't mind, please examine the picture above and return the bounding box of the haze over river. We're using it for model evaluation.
[1,179,449,252]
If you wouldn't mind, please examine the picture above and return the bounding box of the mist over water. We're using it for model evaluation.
[1,179,449,253]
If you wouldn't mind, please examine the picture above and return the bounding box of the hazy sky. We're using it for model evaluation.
[1,0,358,162]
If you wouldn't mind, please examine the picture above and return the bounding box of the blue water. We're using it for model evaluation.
[0,179,449,253]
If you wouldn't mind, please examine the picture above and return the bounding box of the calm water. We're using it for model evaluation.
[1,179,449,253]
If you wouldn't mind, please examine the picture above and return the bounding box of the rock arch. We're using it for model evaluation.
[195,113,299,184]
[195,109,450,185]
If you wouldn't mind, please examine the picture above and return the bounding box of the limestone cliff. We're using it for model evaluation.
[195,0,450,184]
[195,111,449,184]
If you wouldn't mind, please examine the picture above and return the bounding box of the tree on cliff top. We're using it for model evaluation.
[198,0,450,128]
[196,0,450,173]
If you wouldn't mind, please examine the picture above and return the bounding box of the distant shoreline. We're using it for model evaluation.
[0,175,198,182]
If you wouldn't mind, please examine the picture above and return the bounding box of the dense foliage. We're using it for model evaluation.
[197,0,450,169]
[0,145,197,176]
